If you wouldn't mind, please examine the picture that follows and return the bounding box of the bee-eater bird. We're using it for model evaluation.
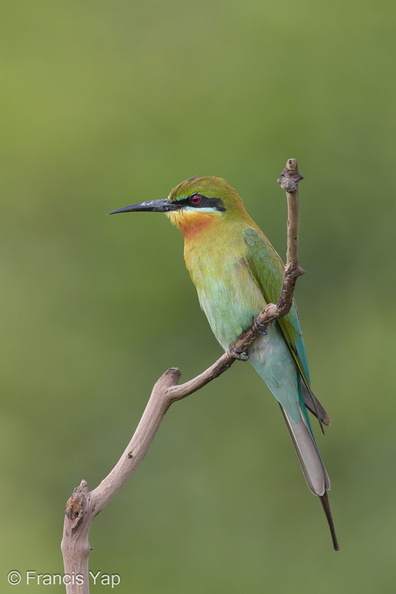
[109,176,339,550]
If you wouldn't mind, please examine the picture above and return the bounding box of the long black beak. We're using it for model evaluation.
[107,198,179,215]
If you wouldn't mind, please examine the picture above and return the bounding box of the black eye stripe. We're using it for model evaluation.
[175,194,225,212]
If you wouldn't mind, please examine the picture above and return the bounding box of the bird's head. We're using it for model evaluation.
[108,176,248,237]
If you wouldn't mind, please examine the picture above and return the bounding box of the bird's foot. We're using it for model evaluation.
[230,347,249,361]
[252,318,268,335]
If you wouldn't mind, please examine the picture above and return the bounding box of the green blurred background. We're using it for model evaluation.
[1,0,395,591]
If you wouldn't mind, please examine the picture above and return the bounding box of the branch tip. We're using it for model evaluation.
[153,367,182,391]
[277,158,304,193]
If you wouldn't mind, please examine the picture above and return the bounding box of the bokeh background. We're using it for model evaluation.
[2,0,396,591]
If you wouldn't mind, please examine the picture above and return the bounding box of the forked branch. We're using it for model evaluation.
[61,159,304,593]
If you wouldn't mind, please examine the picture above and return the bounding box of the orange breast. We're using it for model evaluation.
[167,210,219,240]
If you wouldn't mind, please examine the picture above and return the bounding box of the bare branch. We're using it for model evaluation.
[276,158,305,317]
[61,159,304,593]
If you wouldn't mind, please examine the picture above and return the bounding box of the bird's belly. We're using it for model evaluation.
[196,271,265,350]
[192,261,300,421]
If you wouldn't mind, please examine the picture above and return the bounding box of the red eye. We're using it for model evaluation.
[190,193,202,204]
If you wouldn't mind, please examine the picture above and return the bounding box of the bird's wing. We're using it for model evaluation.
[243,227,330,426]
[243,227,310,380]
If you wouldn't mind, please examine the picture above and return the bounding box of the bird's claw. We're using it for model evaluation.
[252,318,268,335]
[230,347,249,361]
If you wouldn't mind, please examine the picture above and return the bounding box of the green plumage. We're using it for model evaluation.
[243,226,311,384]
